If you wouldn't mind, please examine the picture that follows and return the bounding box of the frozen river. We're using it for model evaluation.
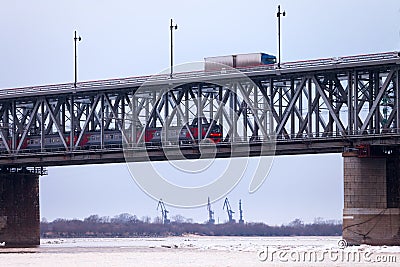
[1,236,399,266]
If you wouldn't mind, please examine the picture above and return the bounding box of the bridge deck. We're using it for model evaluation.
[0,133,399,167]
[0,51,398,100]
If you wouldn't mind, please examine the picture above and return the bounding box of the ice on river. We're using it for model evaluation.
[1,236,400,266]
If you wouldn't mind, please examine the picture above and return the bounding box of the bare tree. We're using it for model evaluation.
[153,216,162,224]
[172,214,186,223]
[141,216,151,224]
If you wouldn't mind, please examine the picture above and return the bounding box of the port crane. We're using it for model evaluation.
[223,197,235,223]
[157,199,170,224]
[207,197,215,224]
[239,199,244,224]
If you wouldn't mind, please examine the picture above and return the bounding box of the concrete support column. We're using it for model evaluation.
[0,171,40,247]
[343,152,400,245]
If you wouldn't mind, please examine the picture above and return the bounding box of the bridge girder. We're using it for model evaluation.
[0,52,399,165]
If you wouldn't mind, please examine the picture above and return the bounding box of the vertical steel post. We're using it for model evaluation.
[354,71,359,134]
[3,104,9,139]
[89,96,94,131]
[230,86,234,141]
[121,95,125,132]
[11,101,16,151]
[315,85,320,137]
[132,94,137,145]
[396,69,400,133]
[219,86,224,137]
[152,91,157,128]
[177,91,182,127]
[348,72,353,134]
[198,84,202,143]
[242,85,248,141]
[40,100,44,152]
[279,86,283,119]
[374,72,380,133]
[74,31,81,88]
[243,102,248,141]
[290,78,295,138]
[233,83,238,141]
[170,19,178,79]
[368,72,374,132]
[210,90,214,125]
[269,78,274,135]
[184,87,189,124]
[61,99,66,133]
[254,84,259,138]
[299,80,303,136]
[328,80,333,135]
[100,94,104,148]
[307,79,312,136]
[277,5,285,69]
[164,88,169,143]
[70,95,74,151]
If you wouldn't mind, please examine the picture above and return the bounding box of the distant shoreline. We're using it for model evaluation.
[41,217,342,238]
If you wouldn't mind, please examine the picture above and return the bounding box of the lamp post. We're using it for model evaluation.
[170,19,178,79]
[74,30,82,88]
[277,5,285,69]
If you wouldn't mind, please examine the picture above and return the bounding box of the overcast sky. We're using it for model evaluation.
[1,0,399,225]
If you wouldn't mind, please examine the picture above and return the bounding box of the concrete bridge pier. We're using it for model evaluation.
[0,168,43,247]
[343,149,400,245]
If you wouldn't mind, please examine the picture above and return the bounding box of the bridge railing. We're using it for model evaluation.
[337,51,400,64]
[279,57,337,69]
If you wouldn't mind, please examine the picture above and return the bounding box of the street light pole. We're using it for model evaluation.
[277,5,285,69]
[74,30,82,88]
[170,19,178,79]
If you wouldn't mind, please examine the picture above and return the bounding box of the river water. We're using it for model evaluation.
[1,236,399,266]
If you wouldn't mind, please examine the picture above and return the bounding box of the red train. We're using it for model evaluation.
[143,117,222,145]
[0,118,223,151]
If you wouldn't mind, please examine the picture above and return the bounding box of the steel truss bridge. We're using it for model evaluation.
[1,51,400,167]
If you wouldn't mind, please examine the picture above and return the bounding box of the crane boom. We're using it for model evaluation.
[222,197,235,223]
[157,199,170,224]
[207,197,215,224]
[239,199,244,224]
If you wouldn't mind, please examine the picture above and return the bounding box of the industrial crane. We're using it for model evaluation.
[239,199,244,224]
[157,199,170,224]
[207,197,215,224]
[223,197,235,223]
